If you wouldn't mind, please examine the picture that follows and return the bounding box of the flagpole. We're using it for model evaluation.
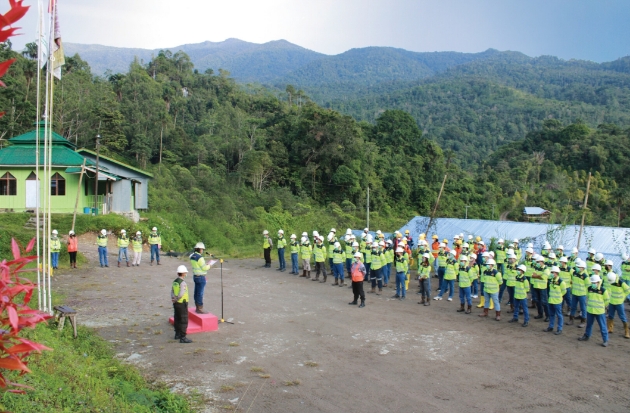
[35,0,44,311]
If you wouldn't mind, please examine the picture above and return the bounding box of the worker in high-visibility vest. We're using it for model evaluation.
[171,265,192,343]
[456,255,473,314]
[289,234,299,274]
[606,272,630,339]
[313,235,328,283]
[300,236,312,279]
[50,229,61,270]
[190,242,213,314]
[117,229,130,267]
[331,241,345,286]
[578,273,610,347]
[262,230,273,268]
[392,247,408,300]
[544,266,567,335]
[149,227,162,266]
[509,265,530,327]
[132,231,143,266]
[417,253,433,305]
[349,252,366,308]
[276,230,287,272]
[97,229,109,268]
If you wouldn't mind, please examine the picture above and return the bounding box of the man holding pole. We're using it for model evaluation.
[190,242,213,314]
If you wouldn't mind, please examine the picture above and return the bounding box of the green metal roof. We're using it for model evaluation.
[9,123,76,148]
[0,145,95,167]
[65,166,121,181]
[76,148,153,178]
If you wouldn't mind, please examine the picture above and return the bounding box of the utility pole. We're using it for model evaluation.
[577,172,592,249]
[492,204,496,220]
[93,134,100,214]
[426,174,448,234]
[465,205,471,219]
[366,186,370,230]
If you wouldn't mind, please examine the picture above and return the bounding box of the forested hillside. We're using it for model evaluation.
[1,41,630,256]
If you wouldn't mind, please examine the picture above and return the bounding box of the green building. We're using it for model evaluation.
[0,123,152,218]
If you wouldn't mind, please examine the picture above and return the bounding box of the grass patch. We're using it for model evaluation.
[283,380,301,386]
[304,361,318,367]
[228,342,239,347]
[258,374,271,379]
[219,385,235,392]
[250,366,264,373]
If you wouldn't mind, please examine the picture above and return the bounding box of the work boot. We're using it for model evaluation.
[419,297,425,305]
[118,262,121,268]
[306,271,311,279]
[157,261,161,265]
[565,316,574,326]
[534,315,543,320]
[174,332,181,340]
[180,337,193,343]
[495,311,501,321]
[478,308,489,318]
[465,305,472,314]
[476,295,485,308]
[607,318,614,333]
[457,304,465,313]
[332,279,339,286]
[489,299,494,310]
[151,260,154,266]
[300,270,306,277]
[522,321,529,327]
[127,261,130,267]
[602,341,608,347]
[578,334,589,341]
[507,304,514,314]
[359,300,365,308]
[577,318,586,328]
[377,288,382,295]
[321,275,327,283]
[508,318,518,323]
[348,300,358,305]
[312,274,319,281]
[624,322,630,339]
[544,317,549,323]
[529,301,536,308]
[196,306,208,314]
[340,281,346,287]
[425,299,430,306]
[368,286,375,293]
[543,327,553,332]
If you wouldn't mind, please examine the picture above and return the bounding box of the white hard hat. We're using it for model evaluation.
[278,229,284,235]
[386,240,393,245]
[508,244,515,249]
[498,238,504,244]
[513,238,519,243]
[479,241,485,246]
[595,253,604,261]
[376,230,382,235]
[136,231,141,235]
[577,260,586,268]
[177,265,188,274]
[551,266,560,273]
[361,233,367,239]
[195,242,205,249]
[302,232,308,237]
[559,256,568,263]
[422,253,431,259]
[507,254,516,259]
[69,230,75,235]
[263,230,269,235]
[396,247,404,253]
[468,235,473,240]
[517,265,527,272]
[327,233,334,241]
[527,243,534,248]
[482,252,490,257]
[334,242,341,248]
[352,242,359,247]
[607,272,618,283]
[507,248,515,255]
[592,264,601,272]
[543,242,551,249]
[588,248,596,254]
[469,253,477,260]
[548,252,556,259]
[449,250,456,256]
[302,237,308,243]
[459,233,464,238]
[101,229,107,235]
[121,229,126,233]
[52,229,58,235]
[364,228,369,232]
[460,255,469,261]
[331,228,336,233]
[439,243,446,248]
[526,247,534,254]
[454,235,460,240]
[346,228,352,235]
[313,230,319,237]
[536,255,545,262]
[463,242,469,248]
[489,251,495,257]
[487,259,496,266]
[605,260,613,266]
[590,274,601,283]
[354,252,362,258]
[379,241,385,246]
[557,245,564,250]
[372,242,379,248]
[572,247,579,254]
[623,254,630,261]
[152,227,157,231]
[366,235,373,242]
[291,234,297,239]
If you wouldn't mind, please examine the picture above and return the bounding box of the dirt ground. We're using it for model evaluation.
[53,236,630,413]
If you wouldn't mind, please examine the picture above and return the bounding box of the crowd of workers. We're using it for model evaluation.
[262,227,630,347]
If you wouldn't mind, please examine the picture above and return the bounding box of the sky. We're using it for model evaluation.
[7,0,630,62]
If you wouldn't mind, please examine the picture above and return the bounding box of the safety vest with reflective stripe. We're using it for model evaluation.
[418,262,432,279]
[50,238,61,252]
[290,241,299,254]
[458,266,472,288]
[263,236,271,249]
[444,259,457,280]
[97,234,108,247]
[548,278,567,305]
[621,261,630,282]
[559,266,572,286]
[571,270,589,296]
[190,252,210,276]
[277,237,286,249]
[482,269,502,294]
[345,242,353,257]
[332,248,345,264]
[149,233,161,245]
[514,276,530,300]
[132,237,143,252]
[437,251,447,267]
[495,246,506,264]
[585,256,596,272]
[328,237,338,257]
[395,255,408,273]
[313,244,327,262]
[117,236,129,248]
[172,278,189,303]
[608,279,630,305]
[301,243,312,260]
[586,287,609,315]
[371,250,383,270]
[531,264,549,289]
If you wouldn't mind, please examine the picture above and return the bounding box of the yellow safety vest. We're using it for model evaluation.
[172,278,189,303]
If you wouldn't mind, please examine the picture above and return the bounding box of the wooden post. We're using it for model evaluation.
[71,159,86,232]
[576,172,592,249]
[366,186,370,230]
[426,174,447,234]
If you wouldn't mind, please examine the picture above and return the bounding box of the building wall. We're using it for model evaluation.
[0,168,92,213]
[111,179,132,212]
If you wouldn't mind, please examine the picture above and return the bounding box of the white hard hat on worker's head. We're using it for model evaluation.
[101,229,107,235]
[551,266,560,274]
[469,253,477,260]
[590,274,601,283]
[517,264,527,273]
[536,255,545,262]
[577,260,586,268]
[352,242,359,247]
[595,253,604,261]
[136,231,141,235]
[327,233,334,241]
[463,242,469,248]
[386,240,393,245]
[592,264,601,272]
[334,242,341,248]
[195,242,205,249]
[513,238,519,243]
[507,254,516,260]
[291,234,297,239]
[396,247,404,253]
[364,228,369,232]
[487,259,496,266]
[559,256,568,263]
[526,247,534,254]
[572,247,579,254]
[376,230,382,235]
[507,249,515,256]
[366,235,373,242]
[263,230,269,235]
[52,229,58,235]
[313,230,319,237]
[152,227,157,231]
[623,254,630,261]
[302,237,308,243]
[378,241,385,246]
[489,251,495,257]
[543,241,551,249]
[69,230,75,235]
[548,252,556,259]
[346,228,352,235]
[439,243,446,248]
[607,272,618,283]
[460,255,469,262]
[498,238,504,244]
[482,252,490,257]
[278,229,284,235]
[468,235,473,240]
[177,265,188,274]
[454,235,460,240]
[302,232,308,237]
[354,252,362,258]
[508,244,515,249]
[422,253,431,259]
[588,248,596,254]
[331,228,336,233]
[479,241,485,246]
[121,229,126,234]
[361,232,367,240]
[605,260,613,267]
[527,243,534,248]
[557,245,564,250]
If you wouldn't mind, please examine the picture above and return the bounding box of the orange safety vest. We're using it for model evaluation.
[431,241,440,258]
[351,262,365,282]
[67,237,78,252]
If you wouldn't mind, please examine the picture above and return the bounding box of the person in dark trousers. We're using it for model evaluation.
[67,230,78,268]
[349,252,366,308]
[262,230,273,267]
[171,265,192,343]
